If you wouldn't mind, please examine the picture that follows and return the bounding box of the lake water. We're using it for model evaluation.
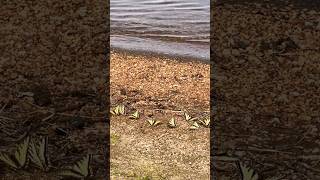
[111,0,210,61]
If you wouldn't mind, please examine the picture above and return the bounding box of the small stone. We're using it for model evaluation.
[271,117,280,124]
[316,21,320,30]
[231,49,240,56]
[290,91,300,96]
[10,73,18,79]
[312,148,319,153]
[33,88,52,107]
[305,21,313,27]
[244,116,252,124]
[17,91,34,98]
[120,88,126,95]
[70,116,85,129]
[299,115,312,121]
[234,151,246,157]
[55,127,68,136]
[78,7,87,17]
[222,49,231,56]
[34,95,51,106]
[144,110,153,117]
[309,10,317,15]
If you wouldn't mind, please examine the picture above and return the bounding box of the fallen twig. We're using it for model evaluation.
[153,109,183,113]
[212,155,239,162]
[56,112,106,119]
[299,162,320,174]
[41,112,56,122]
[156,133,169,140]
[234,146,295,155]
[297,155,320,161]
[24,100,106,120]
[0,102,8,113]
[2,127,30,142]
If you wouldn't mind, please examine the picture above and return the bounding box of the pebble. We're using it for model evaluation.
[70,116,86,129]
[317,21,320,30]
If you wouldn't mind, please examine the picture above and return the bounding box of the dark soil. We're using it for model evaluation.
[0,0,109,179]
[0,88,108,179]
[212,1,320,179]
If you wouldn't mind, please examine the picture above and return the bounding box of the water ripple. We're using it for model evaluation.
[111,0,209,60]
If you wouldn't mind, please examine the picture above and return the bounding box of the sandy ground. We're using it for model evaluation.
[110,51,210,179]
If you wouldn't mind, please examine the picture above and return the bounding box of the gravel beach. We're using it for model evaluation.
[110,50,210,112]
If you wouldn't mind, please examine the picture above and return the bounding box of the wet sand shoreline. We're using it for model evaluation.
[111,45,210,64]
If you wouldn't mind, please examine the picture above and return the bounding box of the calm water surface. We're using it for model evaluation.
[111,0,210,60]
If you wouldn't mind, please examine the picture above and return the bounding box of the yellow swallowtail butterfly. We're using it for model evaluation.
[110,105,125,116]
[129,111,139,119]
[184,112,197,121]
[199,116,210,127]
[168,118,177,128]
[147,119,161,127]
[189,122,200,130]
